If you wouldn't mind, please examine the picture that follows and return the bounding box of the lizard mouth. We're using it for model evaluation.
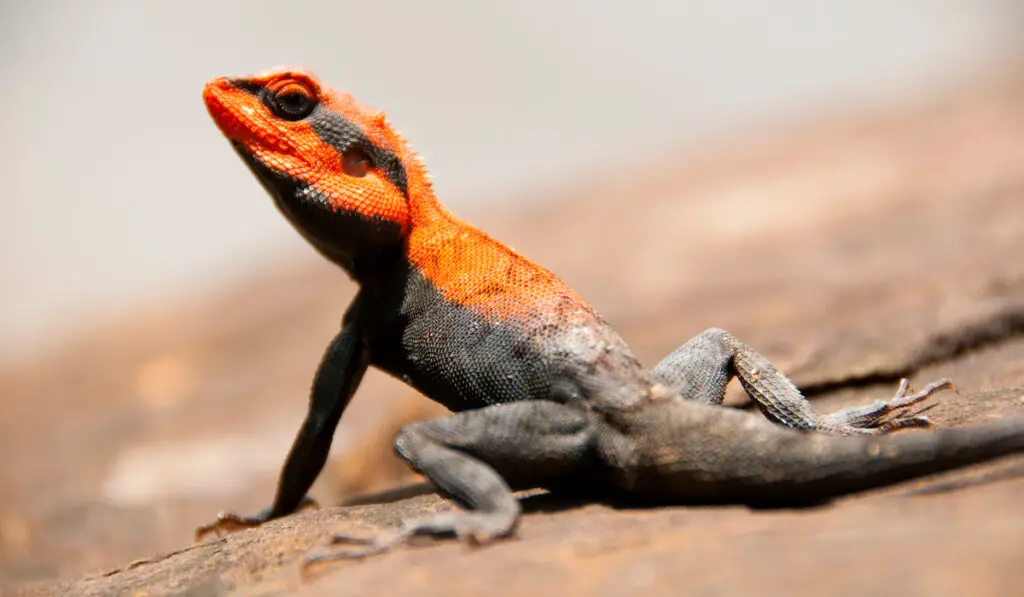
[202,78,246,139]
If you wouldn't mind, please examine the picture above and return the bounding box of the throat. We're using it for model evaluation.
[341,244,406,284]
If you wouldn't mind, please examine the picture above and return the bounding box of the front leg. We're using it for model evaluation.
[195,318,369,539]
[306,400,595,565]
[652,328,951,434]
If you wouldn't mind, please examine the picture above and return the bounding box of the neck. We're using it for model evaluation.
[339,172,452,284]
[403,155,451,227]
[346,154,471,282]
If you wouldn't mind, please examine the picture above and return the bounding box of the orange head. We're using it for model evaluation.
[203,67,431,268]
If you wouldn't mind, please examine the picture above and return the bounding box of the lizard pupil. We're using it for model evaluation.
[342,147,373,177]
[270,88,316,121]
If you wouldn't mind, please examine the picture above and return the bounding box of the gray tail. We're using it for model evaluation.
[758,417,1024,503]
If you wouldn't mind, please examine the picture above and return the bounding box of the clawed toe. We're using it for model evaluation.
[301,512,515,572]
[876,400,940,430]
[195,498,318,541]
[302,527,415,572]
[891,378,955,408]
[872,379,952,430]
[876,415,933,432]
[822,377,955,434]
[331,527,412,552]
[194,512,264,541]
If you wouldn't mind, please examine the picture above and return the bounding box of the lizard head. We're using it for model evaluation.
[203,67,426,268]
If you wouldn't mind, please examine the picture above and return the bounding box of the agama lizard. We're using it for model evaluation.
[197,67,1024,564]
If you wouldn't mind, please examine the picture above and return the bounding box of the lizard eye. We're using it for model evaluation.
[342,147,373,177]
[267,82,316,120]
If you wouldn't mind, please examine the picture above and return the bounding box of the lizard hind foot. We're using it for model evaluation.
[305,527,415,566]
[302,511,516,570]
[821,378,955,434]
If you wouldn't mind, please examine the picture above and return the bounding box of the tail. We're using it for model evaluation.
[632,409,1024,504]
[747,417,1024,503]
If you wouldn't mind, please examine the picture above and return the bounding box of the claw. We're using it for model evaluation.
[301,527,413,574]
[194,511,265,541]
[877,416,933,432]
[194,497,319,542]
[869,378,954,432]
[299,511,515,573]
[896,401,940,420]
[889,378,953,410]
[823,377,955,434]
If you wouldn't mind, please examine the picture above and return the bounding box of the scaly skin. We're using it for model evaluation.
[196,67,1024,565]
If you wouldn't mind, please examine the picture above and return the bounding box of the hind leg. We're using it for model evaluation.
[651,328,951,434]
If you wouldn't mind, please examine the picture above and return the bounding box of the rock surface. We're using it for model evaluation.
[4,72,1024,596]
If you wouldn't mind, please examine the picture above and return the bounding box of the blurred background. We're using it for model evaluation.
[3,1,1022,366]
[3,1,1024,593]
